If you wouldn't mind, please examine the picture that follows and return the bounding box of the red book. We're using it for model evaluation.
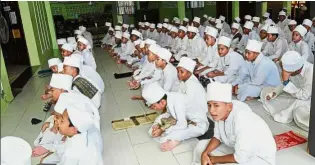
[274,131,307,150]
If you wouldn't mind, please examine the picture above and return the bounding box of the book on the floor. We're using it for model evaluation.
[113,72,133,79]
[274,131,307,150]
[112,112,159,131]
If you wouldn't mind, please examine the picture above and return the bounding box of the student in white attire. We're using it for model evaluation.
[172,26,189,60]
[302,19,315,53]
[219,15,231,35]
[57,38,67,51]
[2,136,32,165]
[77,37,97,70]
[202,14,209,27]
[235,21,260,54]
[259,24,270,50]
[169,27,180,52]
[252,16,262,34]
[122,24,129,33]
[183,17,190,27]
[193,17,206,38]
[277,10,289,32]
[244,15,252,23]
[184,26,207,60]
[116,32,136,65]
[229,23,242,49]
[288,25,314,63]
[311,17,315,35]
[285,20,297,43]
[78,26,93,49]
[143,82,208,152]
[260,51,313,131]
[148,23,160,41]
[191,82,276,165]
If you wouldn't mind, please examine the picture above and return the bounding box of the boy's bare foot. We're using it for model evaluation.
[161,140,180,152]
[131,95,143,100]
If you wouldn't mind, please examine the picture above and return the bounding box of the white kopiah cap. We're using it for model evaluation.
[303,19,312,27]
[62,43,74,52]
[122,24,129,28]
[279,10,286,16]
[173,17,179,21]
[260,24,269,32]
[175,19,180,24]
[234,17,241,23]
[312,17,315,21]
[210,18,216,22]
[179,26,187,33]
[108,27,114,32]
[183,17,189,22]
[157,23,163,28]
[57,38,67,45]
[122,32,130,39]
[207,82,232,102]
[150,23,156,28]
[193,17,201,23]
[105,22,112,27]
[49,73,73,91]
[263,12,270,18]
[246,39,263,53]
[67,105,94,132]
[215,19,221,24]
[205,26,218,38]
[231,23,240,30]
[1,136,32,165]
[148,44,161,55]
[203,14,208,19]
[144,38,156,45]
[252,16,260,22]
[157,48,172,63]
[289,20,297,25]
[131,30,142,37]
[187,26,198,33]
[171,27,178,33]
[267,26,279,34]
[177,57,196,73]
[208,16,212,21]
[244,15,252,20]
[142,82,166,105]
[244,21,254,30]
[115,31,122,39]
[48,58,62,68]
[145,22,150,26]
[63,55,81,68]
[281,51,305,72]
[219,15,225,21]
[164,18,169,23]
[130,24,135,28]
[293,25,307,37]
[78,37,91,49]
[218,36,232,47]
[115,25,122,31]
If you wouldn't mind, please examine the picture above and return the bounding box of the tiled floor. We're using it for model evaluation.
[1,47,315,165]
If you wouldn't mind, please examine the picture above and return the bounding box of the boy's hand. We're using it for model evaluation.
[32,146,49,157]
[152,128,163,137]
[201,152,213,165]
[41,122,50,132]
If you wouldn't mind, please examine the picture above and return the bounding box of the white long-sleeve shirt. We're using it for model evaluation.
[185,35,207,60]
[148,30,160,41]
[80,65,105,94]
[81,49,97,70]
[262,37,288,60]
[161,63,180,92]
[304,32,315,52]
[236,31,260,52]
[200,43,218,67]
[288,40,314,64]
[134,58,155,81]
[223,22,231,35]
[119,40,135,60]
[141,63,163,87]
[198,25,206,38]
[213,100,276,165]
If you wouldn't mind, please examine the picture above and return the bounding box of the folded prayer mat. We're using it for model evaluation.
[274,131,307,150]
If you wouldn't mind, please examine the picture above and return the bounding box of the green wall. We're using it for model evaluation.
[1,48,14,115]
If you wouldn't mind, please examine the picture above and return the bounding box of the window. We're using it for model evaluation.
[117,1,135,15]
[186,1,204,8]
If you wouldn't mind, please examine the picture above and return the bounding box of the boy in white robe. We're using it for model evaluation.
[235,21,260,54]
[79,26,93,48]
[101,27,115,49]
[285,20,297,43]
[148,23,159,41]
[259,24,270,50]
[2,136,32,165]
[288,25,314,63]
[234,40,281,101]
[184,26,207,60]
[60,43,74,58]
[122,24,129,33]
[116,32,136,65]
[252,16,262,34]
[143,82,208,151]
[172,26,189,60]
[155,23,163,44]
[109,32,122,57]
[57,38,67,52]
[302,19,315,53]
[229,23,242,49]
[168,27,180,53]
[277,11,289,32]
[77,37,97,70]
[260,51,313,131]
[219,15,231,35]
[192,82,276,165]
[193,17,205,38]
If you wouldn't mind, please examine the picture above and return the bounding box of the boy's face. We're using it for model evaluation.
[109,31,114,35]
[177,67,191,81]
[178,30,185,39]
[183,21,188,26]
[231,28,238,35]
[51,87,63,103]
[63,65,75,77]
[61,49,72,57]
[267,34,277,42]
[151,100,167,111]
[150,28,155,32]
[208,101,232,121]
[157,28,162,33]
[187,32,196,39]
[245,50,259,62]
[155,57,166,68]
[115,38,121,44]
[278,15,285,22]
[217,44,229,57]
[259,30,267,39]
[122,27,127,32]
[122,37,128,44]
[148,51,157,62]
[131,35,138,42]
[205,35,215,46]
[243,28,251,35]
[77,42,86,51]
[57,110,77,136]
[289,25,297,31]
[292,31,302,43]
[171,32,177,38]
[50,65,58,73]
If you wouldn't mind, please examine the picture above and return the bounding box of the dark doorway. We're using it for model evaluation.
[216,2,232,24]
[0,2,31,96]
[134,9,159,27]
[239,2,257,24]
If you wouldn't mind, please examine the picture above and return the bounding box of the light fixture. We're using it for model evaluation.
[88,1,93,6]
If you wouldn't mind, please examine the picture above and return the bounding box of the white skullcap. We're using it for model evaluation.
[264,18,274,25]
[61,43,74,52]
[303,19,312,27]
[149,44,161,55]
[122,24,129,28]
[219,15,226,21]
[74,30,83,35]
[260,24,269,32]
[144,38,156,45]
[150,23,156,28]
[79,26,86,32]
[171,27,178,33]
[207,82,232,102]
[203,14,208,19]
[175,19,180,24]
[138,22,142,25]
[301,6,307,11]
[187,26,198,33]
[193,17,201,23]
[115,25,122,31]
[252,16,260,22]
[218,36,232,47]
[115,31,122,39]
[130,24,135,28]
[57,63,63,73]
[293,25,307,37]
[108,27,114,32]
[244,21,254,30]
[48,58,62,68]
[122,32,130,39]
[54,93,69,114]
[179,26,187,33]
[133,39,141,46]
[131,30,142,37]
[157,48,172,62]
[177,57,196,73]
[1,136,32,165]
[215,23,223,29]
[173,17,179,21]
[208,16,213,21]
[164,18,169,23]
[205,27,218,38]
[67,105,94,132]
[279,10,286,16]
[244,15,252,20]
[167,25,173,31]
[142,82,166,105]
[140,22,145,27]
[289,20,297,25]
[209,18,215,22]
[234,17,241,23]
[49,73,73,91]
[157,23,163,28]
[263,12,270,18]
[140,40,145,48]
[246,39,263,53]
[63,55,81,68]
[267,26,279,34]
[57,38,67,45]
[162,23,168,28]
[144,22,150,26]
[215,19,221,24]
[281,51,305,72]
[183,17,189,22]
[105,22,112,27]
[78,37,91,49]
[312,17,315,21]
[231,23,240,30]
